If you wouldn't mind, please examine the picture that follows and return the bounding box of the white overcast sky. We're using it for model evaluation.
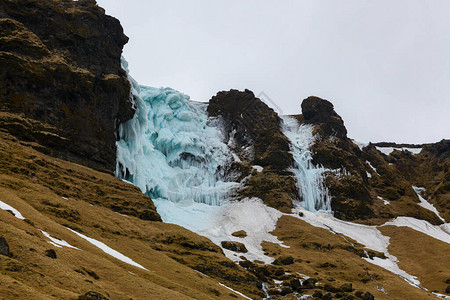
[97,0,449,144]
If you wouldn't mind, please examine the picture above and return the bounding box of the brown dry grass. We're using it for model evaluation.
[263,215,440,299]
[380,225,450,295]
[0,131,259,299]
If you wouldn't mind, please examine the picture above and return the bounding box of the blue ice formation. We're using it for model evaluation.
[281,116,332,212]
[117,58,331,212]
[116,59,237,206]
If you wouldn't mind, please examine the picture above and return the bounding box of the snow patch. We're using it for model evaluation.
[41,231,78,249]
[376,146,422,155]
[0,200,25,220]
[412,186,445,222]
[366,161,380,176]
[382,217,450,244]
[378,196,390,205]
[363,256,420,287]
[293,206,423,288]
[66,228,148,270]
[252,165,263,173]
[154,198,286,263]
[218,282,251,299]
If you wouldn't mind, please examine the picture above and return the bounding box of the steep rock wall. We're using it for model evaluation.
[0,0,133,172]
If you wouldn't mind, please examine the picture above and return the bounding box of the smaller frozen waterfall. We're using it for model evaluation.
[281,116,332,212]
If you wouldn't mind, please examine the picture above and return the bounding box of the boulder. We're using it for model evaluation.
[273,255,294,265]
[0,237,11,257]
[45,249,57,259]
[221,241,248,253]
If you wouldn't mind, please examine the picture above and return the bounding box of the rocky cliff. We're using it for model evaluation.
[0,0,134,172]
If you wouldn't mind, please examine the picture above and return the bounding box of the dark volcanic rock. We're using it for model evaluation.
[0,236,11,257]
[0,0,133,172]
[207,89,298,212]
[302,96,347,139]
[45,249,57,259]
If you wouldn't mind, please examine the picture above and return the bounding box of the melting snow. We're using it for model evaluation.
[382,217,450,244]
[293,206,423,288]
[66,228,148,270]
[412,186,445,222]
[218,282,252,299]
[0,200,25,220]
[378,196,390,205]
[41,230,78,249]
[154,198,287,263]
[252,165,263,173]
[366,161,380,176]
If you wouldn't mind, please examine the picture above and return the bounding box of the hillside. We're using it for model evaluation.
[0,0,449,299]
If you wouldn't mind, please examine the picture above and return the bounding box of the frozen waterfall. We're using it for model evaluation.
[116,59,331,214]
[116,59,237,206]
[281,116,332,212]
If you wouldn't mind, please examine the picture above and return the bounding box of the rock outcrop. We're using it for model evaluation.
[0,0,133,172]
[207,89,298,212]
[296,96,448,224]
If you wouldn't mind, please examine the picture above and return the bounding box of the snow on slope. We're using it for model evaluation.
[376,146,422,155]
[154,198,287,263]
[292,206,422,288]
[0,200,25,220]
[41,230,79,249]
[412,186,445,222]
[382,217,450,244]
[67,228,148,271]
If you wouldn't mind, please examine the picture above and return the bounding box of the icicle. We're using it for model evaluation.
[281,116,332,212]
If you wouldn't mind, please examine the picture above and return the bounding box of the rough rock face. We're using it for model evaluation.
[207,89,298,212]
[0,0,133,172]
[297,96,448,224]
[302,96,347,139]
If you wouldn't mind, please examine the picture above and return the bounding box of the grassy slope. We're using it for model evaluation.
[263,215,442,299]
[0,129,260,299]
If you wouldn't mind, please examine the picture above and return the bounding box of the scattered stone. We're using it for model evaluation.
[267,288,280,295]
[335,291,344,298]
[340,283,353,292]
[280,286,293,296]
[298,212,304,217]
[355,290,364,298]
[324,284,339,293]
[445,278,450,284]
[44,249,57,259]
[446,285,450,294]
[312,290,323,298]
[363,291,374,300]
[290,279,302,291]
[83,268,99,280]
[221,241,248,253]
[273,268,284,276]
[78,291,109,300]
[238,260,254,269]
[273,255,294,265]
[322,292,333,300]
[0,237,11,257]
[303,278,318,287]
[231,230,247,238]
